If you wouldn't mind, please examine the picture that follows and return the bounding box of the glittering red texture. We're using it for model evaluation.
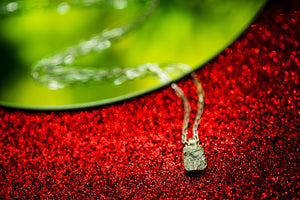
[1,0,300,199]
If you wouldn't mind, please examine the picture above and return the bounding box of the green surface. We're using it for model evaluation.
[0,0,267,110]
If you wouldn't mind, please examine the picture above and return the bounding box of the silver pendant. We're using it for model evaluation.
[183,138,207,171]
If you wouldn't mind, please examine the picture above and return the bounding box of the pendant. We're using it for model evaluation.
[183,138,207,171]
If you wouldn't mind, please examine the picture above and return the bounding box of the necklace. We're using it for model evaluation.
[172,73,207,171]
[4,0,207,171]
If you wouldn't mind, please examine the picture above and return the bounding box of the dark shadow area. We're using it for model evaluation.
[185,169,207,177]
[0,34,24,95]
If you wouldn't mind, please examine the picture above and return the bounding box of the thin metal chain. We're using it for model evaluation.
[26,0,192,92]
[191,72,205,143]
[171,73,205,145]
[30,0,162,89]
[171,83,191,145]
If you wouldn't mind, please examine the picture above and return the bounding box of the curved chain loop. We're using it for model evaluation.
[171,73,205,145]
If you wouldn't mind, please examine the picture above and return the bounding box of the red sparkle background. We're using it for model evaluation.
[0,0,299,199]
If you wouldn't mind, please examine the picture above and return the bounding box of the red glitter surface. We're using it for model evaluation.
[0,0,299,199]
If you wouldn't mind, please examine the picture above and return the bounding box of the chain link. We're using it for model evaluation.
[172,73,204,145]
[191,72,205,143]
[171,83,190,145]
[29,0,163,89]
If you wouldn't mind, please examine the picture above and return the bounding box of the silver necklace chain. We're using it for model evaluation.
[30,0,170,90]
[171,73,204,145]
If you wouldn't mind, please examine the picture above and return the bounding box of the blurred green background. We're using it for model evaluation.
[0,0,267,110]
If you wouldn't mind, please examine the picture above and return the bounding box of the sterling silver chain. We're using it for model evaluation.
[29,0,166,89]
[171,73,205,146]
